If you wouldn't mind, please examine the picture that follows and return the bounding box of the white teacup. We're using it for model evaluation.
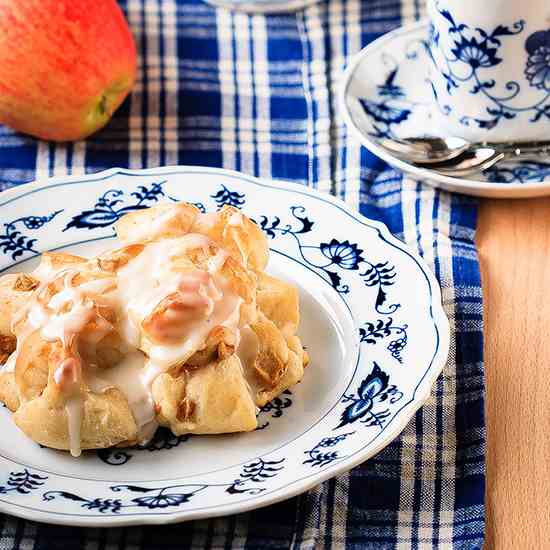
[427,0,550,142]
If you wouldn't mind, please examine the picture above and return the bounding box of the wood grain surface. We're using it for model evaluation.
[477,198,550,550]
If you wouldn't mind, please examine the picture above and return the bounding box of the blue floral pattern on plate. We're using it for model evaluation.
[259,208,400,311]
[63,181,244,234]
[303,432,355,468]
[96,429,192,466]
[0,167,448,526]
[484,161,550,183]
[210,185,246,209]
[0,470,48,495]
[337,363,404,430]
[42,458,286,513]
[256,390,293,430]
[360,318,408,363]
[63,182,170,231]
[1,211,62,261]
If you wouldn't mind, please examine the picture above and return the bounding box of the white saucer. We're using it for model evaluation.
[203,0,320,14]
[340,21,550,199]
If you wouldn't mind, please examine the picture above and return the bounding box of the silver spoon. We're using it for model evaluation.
[429,144,550,178]
[377,136,471,164]
[378,136,550,165]
[427,148,505,178]
[377,137,550,177]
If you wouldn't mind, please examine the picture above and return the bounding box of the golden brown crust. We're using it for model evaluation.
[33,252,87,281]
[185,326,237,369]
[13,386,138,451]
[93,244,146,273]
[115,202,269,271]
[256,272,300,337]
[114,203,200,243]
[0,201,308,453]
[0,372,19,412]
[176,397,196,423]
[249,317,289,391]
[170,238,257,305]
[194,205,269,271]
[153,355,257,435]
[0,274,38,336]
[39,252,87,269]
[286,334,309,368]
[14,330,51,403]
[236,313,305,407]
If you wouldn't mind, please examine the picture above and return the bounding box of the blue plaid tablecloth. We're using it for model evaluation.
[0,0,484,548]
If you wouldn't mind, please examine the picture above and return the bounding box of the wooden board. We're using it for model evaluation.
[478,198,550,549]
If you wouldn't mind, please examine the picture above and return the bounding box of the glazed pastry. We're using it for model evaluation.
[0,201,308,456]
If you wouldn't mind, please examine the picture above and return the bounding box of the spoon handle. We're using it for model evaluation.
[492,141,550,157]
[433,147,549,179]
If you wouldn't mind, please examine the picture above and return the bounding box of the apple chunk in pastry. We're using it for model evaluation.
[0,201,308,456]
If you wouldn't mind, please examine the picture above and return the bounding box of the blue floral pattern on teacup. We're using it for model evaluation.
[450,31,503,70]
[525,30,550,92]
[429,1,550,133]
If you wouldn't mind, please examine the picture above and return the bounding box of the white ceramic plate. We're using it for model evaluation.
[0,166,449,526]
[340,21,550,199]
[203,0,320,14]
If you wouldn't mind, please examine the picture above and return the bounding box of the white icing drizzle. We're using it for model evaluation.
[65,396,82,457]
[1,351,16,372]
[26,271,103,346]
[11,270,110,456]
[32,259,77,282]
[6,215,253,456]
[115,235,211,335]
[88,351,158,439]
[145,291,242,368]
[141,358,166,387]
[224,213,248,263]
[31,262,56,282]
[208,249,229,273]
[116,235,242,372]
[4,316,38,379]
[228,212,244,227]
[53,357,80,389]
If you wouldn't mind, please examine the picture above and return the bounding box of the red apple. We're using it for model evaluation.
[0,0,137,141]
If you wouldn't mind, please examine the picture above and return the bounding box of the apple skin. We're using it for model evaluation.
[0,0,137,141]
